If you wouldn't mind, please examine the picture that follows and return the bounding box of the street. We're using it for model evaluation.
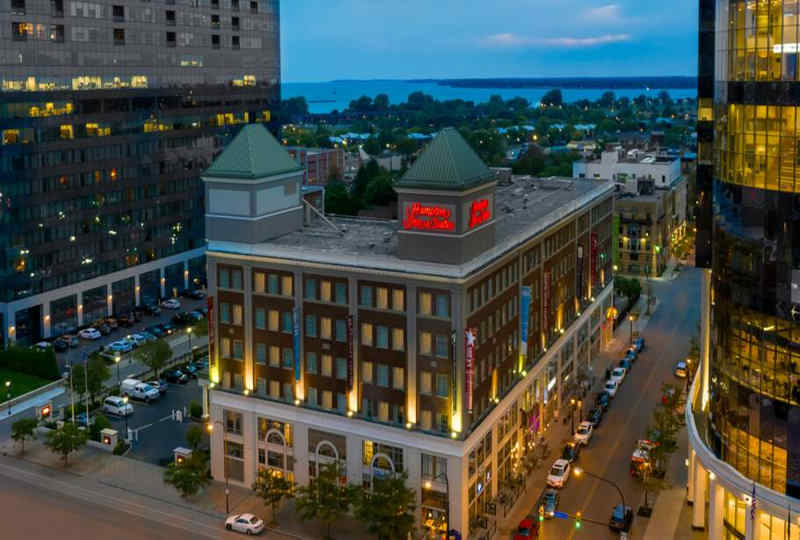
[535,267,701,539]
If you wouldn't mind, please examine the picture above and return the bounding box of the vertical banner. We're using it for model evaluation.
[590,232,598,291]
[292,308,301,381]
[451,330,457,414]
[576,245,584,300]
[346,314,354,390]
[206,296,215,372]
[465,328,476,413]
[520,286,531,363]
[543,270,551,339]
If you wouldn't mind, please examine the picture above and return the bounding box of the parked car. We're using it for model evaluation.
[633,337,645,352]
[142,303,162,316]
[108,340,133,353]
[181,289,206,300]
[117,314,135,328]
[120,378,160,402]
[561,441,581,463]
[105,318,118,330]
[164,369,189,384]
[188,310,205,321]
[61,334,80,348]
[609,505,634,533]
[139,331,157,341]
[588,406,603,427]
[574,421,594,446]
[79,328,102,340]
[514,517,538,538]
[610,367,627,386]
[53,339,69,352]
[619,358,633,371]
[225,514,264,535]
[34,341,52,352]
[161,298,181,310]
[97,323,112,336]
[674,361,688,378]
[147,380,168,395]
[594,391,610,411]
[183,363,199,378]
[161,322,176,335]
[146,325,165,338]
[73,412,93,427]
[172,312,194,326]
[630,439,659,476]
[604,380,619,398]
[546,459,571,488]
[125,333,147,347]
[539,488,559,518]
[103,396,133,416]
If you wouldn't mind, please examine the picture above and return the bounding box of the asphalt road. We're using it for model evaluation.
[536,267,702,539]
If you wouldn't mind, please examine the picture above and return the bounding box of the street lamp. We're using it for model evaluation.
[187,327,193,361]
[207,420,230,514]
[115,354,121,386]
[569,397,576,434]
[5,380,11,416]
[573,466,626,511]
[122,396,129,439]
[578,399,583,423]
[628,314,635,346]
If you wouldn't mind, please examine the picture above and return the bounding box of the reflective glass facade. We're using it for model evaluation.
[0,0,280,302]
[705,0,800,498]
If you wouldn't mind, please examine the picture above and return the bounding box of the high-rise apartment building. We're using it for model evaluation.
[688,1,800,538]
[0,0,280,345]
[200,125,615,538]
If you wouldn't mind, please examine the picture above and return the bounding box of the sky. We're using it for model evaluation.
[281,0,698,82]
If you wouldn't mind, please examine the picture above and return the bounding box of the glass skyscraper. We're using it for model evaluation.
[689,1,800,538]
[0,0,280,345]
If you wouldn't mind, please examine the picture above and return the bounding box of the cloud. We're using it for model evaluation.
[583,4,623,22]
[482,32,631,49]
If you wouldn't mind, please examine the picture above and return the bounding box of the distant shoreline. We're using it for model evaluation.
[316,76,697,90]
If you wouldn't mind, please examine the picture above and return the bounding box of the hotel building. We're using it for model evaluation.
[688,1,800,539]
[202,125,615,538]
[0,0,280,345]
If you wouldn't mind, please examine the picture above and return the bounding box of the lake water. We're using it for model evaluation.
[282,80,697,114]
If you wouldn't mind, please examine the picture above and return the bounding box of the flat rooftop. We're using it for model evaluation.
[208,177,613,279]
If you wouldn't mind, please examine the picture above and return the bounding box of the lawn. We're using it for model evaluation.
[0,368,52,403]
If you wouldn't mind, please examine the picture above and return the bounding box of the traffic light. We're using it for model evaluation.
[575,511,582,529]
[538,505,544,522]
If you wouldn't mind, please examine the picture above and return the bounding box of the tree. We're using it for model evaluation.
[164,452,210,498]
[364,174,396,206]
[135,339,172,380]
[540,89,563,107]
[185,424,204,451]
[355,471,416,540]
[11,417,38,455]
[598,91,616,109]
[362,137,382,156]
[373,93,390,111]
[295,462,357,540]
[69,364,87,404]
[252,468,295,526]
[45,422,88,466]
[324,181,359,216]
[86,356,110,404]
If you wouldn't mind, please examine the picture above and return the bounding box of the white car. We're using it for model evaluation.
[225,513,264,535]
[126,333,146,346]
[546,459,571,488]
[604,380,619,398]
[79,328,102,340]
[102,396,133,416]
[161,298,181,309]
[574,421,594,446]
[610,367,627,386]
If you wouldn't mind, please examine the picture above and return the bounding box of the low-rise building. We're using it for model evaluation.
[573,147,681,192]
[286,147,345,185]
[201,125,615,539]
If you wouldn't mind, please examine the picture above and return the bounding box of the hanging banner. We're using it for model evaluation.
[576,245,584,300]
[590,232,598,291]
[543,270,551,338]
[207,296,215,372]
[293,308,301,381]
[465,328,476,413]
[346,314,354,390]
[520,286,531,356]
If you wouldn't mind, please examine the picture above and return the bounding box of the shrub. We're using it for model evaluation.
[189,401,203,419]
[90,413,112,442]
[0,346,59,380]
[113,440,129,455]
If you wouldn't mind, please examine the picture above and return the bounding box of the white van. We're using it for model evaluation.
[103,396,133,416]
[120,378,160,402]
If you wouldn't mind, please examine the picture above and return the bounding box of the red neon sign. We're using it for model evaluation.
[469,199,491,228]
[403,203,455,231]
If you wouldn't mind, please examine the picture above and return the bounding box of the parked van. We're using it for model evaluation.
[120,378,160,402]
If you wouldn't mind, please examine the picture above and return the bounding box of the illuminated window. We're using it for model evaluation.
[2,130,20,145]
[361,323,373,346]
[362,361,373,383]
[419,292,432,315]
[59,125,73,139]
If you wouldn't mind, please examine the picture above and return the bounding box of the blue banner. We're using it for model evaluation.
[520,286,531,352]
[293,308,301,381]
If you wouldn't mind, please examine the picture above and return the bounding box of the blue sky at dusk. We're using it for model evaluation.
[281,1,697,82]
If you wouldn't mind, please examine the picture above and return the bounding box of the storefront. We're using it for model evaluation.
[50,294,77,337]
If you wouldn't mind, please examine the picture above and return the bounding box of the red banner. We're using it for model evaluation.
[347,315,354,390]
[465,329,476,413]
[543,271,551,336]
[591,232,598,290]
[207,296,215,373]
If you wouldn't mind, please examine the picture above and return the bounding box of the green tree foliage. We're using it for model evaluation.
[325,181,360,216]
[252,468,295,525]
[280,97,309,120]
[364,174,396,206]
[598,91,616,109]
[86,356,110,404]
[70,364,87,403]
[615,276,642,301]
[0,346,59,380]
[11,417,38,455]
[135,339,173,380]
[295,462,357,540]
[373,93,390,111]
[89,413,112,442]
[45,422,88,465]
[349,95,373,112]
[163,452,210,498]
[362,137,382,156]
[355,471,416,540]
[540,89,563,107]
[185,424,204,451]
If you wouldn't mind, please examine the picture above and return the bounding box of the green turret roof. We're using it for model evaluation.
[204,123,302,180]
[397,127,493,191]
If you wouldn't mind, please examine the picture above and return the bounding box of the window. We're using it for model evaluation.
[419,292,432,315]
[211,14,220,28]
[221,338,231,358]
[256,343,266,365]
[50,24,64,42]
[392,328,405,351]
[224,410,242,434]
[11,0,25,15]
[360,285,373,306]
[362,361,373,383]
[219,268,230,288]
[269,346,279,367]
[420,410,432,430]
[393,367,404,390]
[307,387,317,406]
[113,28,125,45]
[376,326,389,349]
[337,393,346,412]
[435,335,449,358]
[335,283,347,304]
[322,391,333,410]
[225,440,243,458]
[376,287,389,309]
[231,269,243,290]
[419,332,432,355]
[392,289,404,311]
[320,317,332,340]
[306,352,317,374]
[336,357,347,380]
[165,9,176,25]
[320,281,332,302]
[267,274,279,294]
[231,16,240,30]
[269,380,280,398]
[304,278,317,300]
[435,374,449,397]
[250,0,257,12]
[335,319,347,342]
[435,295,450,318]
[281,276,292,296]
[321,354,332,377]
[420,371,432,394]
[220,302,231,324]
[282,349,292,369]
[112,4,124,20]
[361,323,373,346]
[378,402,389,422]
[376,364,389,387]
[281,312,292,333]
[283,383,293,402]
[166,31,176,46]
[212,34,220,48]
[268,310,279,331]
[305,315,317,337]
[232,304,243,326]
[232,340,243,360]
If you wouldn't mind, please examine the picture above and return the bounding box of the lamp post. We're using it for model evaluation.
[578,399,583,423]
[569,397,576,434]
[122,395,129,439]
[187,327,193,361]
[115,354,121,387]
[5,380,11,416]
[685,358,692,392]
[628,315,635,346]
[573,466,626,511]
[207,420,229,514]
